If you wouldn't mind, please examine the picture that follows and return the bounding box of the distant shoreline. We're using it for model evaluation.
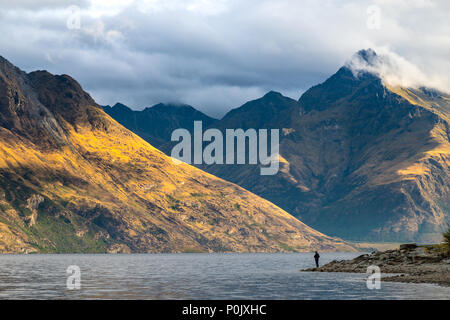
[352,242,403,252]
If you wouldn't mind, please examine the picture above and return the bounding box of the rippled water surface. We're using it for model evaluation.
[0,253,449,299]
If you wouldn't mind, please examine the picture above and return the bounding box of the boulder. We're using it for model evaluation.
[400,243,418,250]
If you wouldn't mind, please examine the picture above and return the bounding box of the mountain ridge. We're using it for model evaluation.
[103,102,217,154]
[107,50,450,242]
[0,55,353,253]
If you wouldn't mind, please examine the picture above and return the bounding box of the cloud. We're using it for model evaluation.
[0,0,89,10]
[0,0,448,117]
[136,0,229,15]
[347,47,450,94]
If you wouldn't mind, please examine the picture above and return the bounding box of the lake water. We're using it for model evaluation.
[0,252,449,300]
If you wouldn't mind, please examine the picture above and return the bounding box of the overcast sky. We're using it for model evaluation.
[0,0,449,117]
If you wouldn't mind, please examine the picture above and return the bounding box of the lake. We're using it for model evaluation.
[0,252,449,299]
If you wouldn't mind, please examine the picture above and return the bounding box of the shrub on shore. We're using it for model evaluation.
[443,227,450,255]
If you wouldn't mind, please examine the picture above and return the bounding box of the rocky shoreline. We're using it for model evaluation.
[302,244,450,287]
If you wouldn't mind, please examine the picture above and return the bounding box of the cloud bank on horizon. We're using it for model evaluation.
[0,0,448,117]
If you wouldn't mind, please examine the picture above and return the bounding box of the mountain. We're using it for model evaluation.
[217,91,298,129]
[110,50,450,243]
[0,55,354,253]
[103,102,217,154]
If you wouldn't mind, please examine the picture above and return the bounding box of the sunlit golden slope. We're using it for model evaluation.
[386,86,450,178]
[0,56,353,253]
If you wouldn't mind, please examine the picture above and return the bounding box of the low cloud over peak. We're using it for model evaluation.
[347,47,450,94]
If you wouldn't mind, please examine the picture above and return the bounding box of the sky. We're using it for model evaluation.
[0,0,449,118]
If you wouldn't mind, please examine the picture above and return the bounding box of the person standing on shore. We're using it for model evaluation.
[314,251,320,268]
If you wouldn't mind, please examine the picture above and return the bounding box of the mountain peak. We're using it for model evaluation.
[0,55,26,79]
[0,55,14,70]
[112,102,133,110]
[343,48,383,80]
[344,48,447,95]
[263,91,283,99]
[149,102,195,111]
[0,58,104,149]
[217,91,300,130]
[355,48,378,65]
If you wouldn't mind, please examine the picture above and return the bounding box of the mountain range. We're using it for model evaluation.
[105,49,450,243]
[102,102,217,154]
[0,55,354,253]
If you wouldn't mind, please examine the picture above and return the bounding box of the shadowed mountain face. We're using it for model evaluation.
[109,52,450,242]
[0,55,354,253]
[290,67,449,242]
[218,91,298,130]
[103,103,217,154]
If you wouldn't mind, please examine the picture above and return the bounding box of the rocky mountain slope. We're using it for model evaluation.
[0,55,354,253]
[109,50,449,243]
